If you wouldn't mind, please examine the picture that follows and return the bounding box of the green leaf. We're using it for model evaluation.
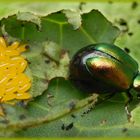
[13,2,140,137]
[0,5,123,137]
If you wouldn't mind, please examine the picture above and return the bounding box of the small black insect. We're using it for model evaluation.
[61,123,74,131]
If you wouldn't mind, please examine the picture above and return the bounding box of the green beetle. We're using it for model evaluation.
[69,43,140,116]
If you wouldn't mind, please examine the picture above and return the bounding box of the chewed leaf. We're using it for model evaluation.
[27,43,69,79]
[81,10,120,43]
[0,2,80,20]
[17,12,41,30]
[63,10,81,30]
[24,42,69,97]
[2,10,120,57]
[44,41,62,62]
[0,7,122,137]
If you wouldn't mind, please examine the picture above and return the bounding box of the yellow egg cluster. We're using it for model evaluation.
[0,37,31,102]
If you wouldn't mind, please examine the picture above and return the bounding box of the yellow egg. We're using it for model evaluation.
[16,44,27,53]
[5,49,20,57]
[18,83,31,93]
[6,77,19,89]
[0,52,6,61]
[0,76,9,85]
[5,86,18,94]
[0,86,5,96]
[1,93,16,102]
[18,73,31,83]
[0,62,9,69]
[8,41,20,50]
[0,37,6,49]
[15,92,31,99]
[17,59,27,73]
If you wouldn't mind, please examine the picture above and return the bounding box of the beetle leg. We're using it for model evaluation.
[124,91,133,121]
[96,92,116,106]
[104,92,116,100]
[98,92,116,101]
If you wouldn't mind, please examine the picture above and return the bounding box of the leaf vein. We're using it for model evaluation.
[80,26,96,43]
[45,18,67,25]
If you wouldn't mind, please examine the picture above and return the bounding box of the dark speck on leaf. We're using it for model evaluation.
[79,2,86,10]
[45,60,50,64]
[119,18,127,26]
[66,123,73,131]
[81,104,95,117]
[131,1,138,9]
[19,114,26,120]
[69,101,76,110]
[122,128,128,133]
[25,45,30,49]
[71,114,76,118]
[124,47,130,53]
[137,20,140,24]
[117,18,129,32]
[16,100,27,108]
[128,32,133,36]
[108,0,113,4]
[21,23,25,27]
[61,124,65,130]
[61,123,74,131]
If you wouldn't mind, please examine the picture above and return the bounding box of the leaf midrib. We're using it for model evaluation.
[44,16,97,47]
